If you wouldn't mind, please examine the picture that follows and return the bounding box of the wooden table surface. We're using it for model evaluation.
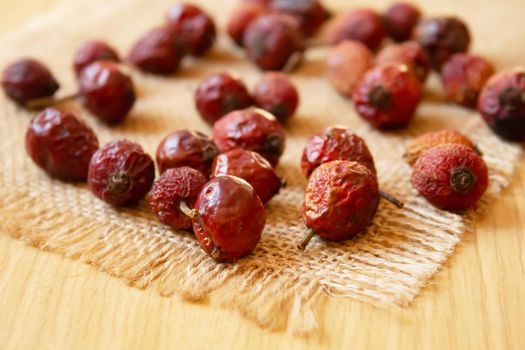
[0,1,524,349]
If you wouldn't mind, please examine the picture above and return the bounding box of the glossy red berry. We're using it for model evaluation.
[88,140,155,206]
[149,167,207,230]
[2,58,59,105]
[243,14,304,71]
[271,0,331,37]
[211,149,283,204]
[212,108,286,167]
[156,129,220,176]
[194,72,253,125]
[478,69,525,141]
[253,72,299,124]
[73,40,120,76]
[328,9,387,51]
[411,144,489,211]
[25,108,98,181]
[227,3,266,47]
[375,41,431,82]
[301,126,375,178]
[353,64,422,129]
[383,2,422,42]
[192,175,266,262]
[78,61,135,124]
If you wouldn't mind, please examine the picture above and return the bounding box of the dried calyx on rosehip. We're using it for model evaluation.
[26,108,98,182]
[327,8,386,51]
[227,3,266,47]
[375,41,431,83]
[383,2,422,42]
[270,0,332,37]
[88,139,155,206]
[73,40,120,76]
[253,72,299,124]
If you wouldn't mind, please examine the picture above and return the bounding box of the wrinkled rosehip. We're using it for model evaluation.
[353,64,422,129]
[411,144,488,211]
[73,40,120,76]
[375,41,431,82]
[166,3,216,56]
[326,40,373,98]
[227,3,266,47]
[413,16,471,70]
[192,175,266,262]
[25,108,98,181]
[301,126,375,178]
[156,129,220,176]
[88,139,155,206]
[128,26,183,75]
[243,14,304,71]
[213,108,286,167]
[194,72,253,124]
[149,166,207,230]
[211,149,283,204]
[271,0,331,37]
[383,2,422,42]
[253,72,299,124]
[2,58,59,105]
[78,61,135,124]
[327,9,387,51]
[478,69,525,141]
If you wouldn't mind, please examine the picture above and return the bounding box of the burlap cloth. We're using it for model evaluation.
[0,0,523,334]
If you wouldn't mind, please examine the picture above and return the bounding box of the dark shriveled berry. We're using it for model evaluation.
[383,2,422,42]
[375,41,431,82]
[271,0,331,37]
[227,3,266,47]
[88,140,155,206]
[73,40,120,76]
[253,72,299,124]
[25,108,98,181]
[328,9,387,51]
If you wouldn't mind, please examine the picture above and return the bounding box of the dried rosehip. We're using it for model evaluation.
[243,14,304,71]
[383,2,422,42]
[211,149,283,204]
[78,61,135,124]
[166,3,216,56]
[73,40,120,76]
[413,17,471,70]
[88,139,155,206]
[2,58,59,105]
[478,69,525,141]
[192,175,266,262]
[194,72,253,125]
[156,130,220,176]
[327,9,387,51]
[326,40,373,98]
[253,72,299,124]
[213,108,286,167]
[227,3,266,47]
[375,41,431,82]
[271,0,331,37]
[25,108,98,181]
[301,126,376,178]
[149,167,207,230]
[411,144,489,211]
[128,26,183,75]
[352,64,422,129]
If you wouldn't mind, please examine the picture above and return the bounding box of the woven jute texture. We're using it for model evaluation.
[0,0,523,334]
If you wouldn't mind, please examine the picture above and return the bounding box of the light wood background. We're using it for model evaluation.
[0,0,524,349]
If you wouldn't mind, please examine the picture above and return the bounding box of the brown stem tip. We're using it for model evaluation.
[379,190,404,208]
[179,201,198,219]
[297,228,315,250]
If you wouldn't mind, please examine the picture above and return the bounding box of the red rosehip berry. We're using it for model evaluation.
[78,61,136,124]
[411,144,489,211]
[227,3,266,47]
[301,126,376,178]
[326,40,373,98]
[243,14,304,71]
[25,108,98,181]
[88,139,155,206]
[73,40,120,76]
[253,72,299,124]
[194,72,253,125]
[327,9,387,51]
[352,64,423,129]
[192,175,266,262]
[413,16,471,70]
[156,129,220,176]
[211,149,283,204]
[2,58,59,105]
[383,2,422,42]
[478,69,525,141]
[375,41,431,82]
[166,3,216,56]
[212,108,286,167]
[128,26,183,75]
[149,167,207,230]
[271,0,331,37]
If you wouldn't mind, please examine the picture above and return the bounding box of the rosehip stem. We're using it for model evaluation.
[282,51,304,73]
[25,92,79,110]
[297,228,315,250]
[179,201,198,219]
[379,190,404,208]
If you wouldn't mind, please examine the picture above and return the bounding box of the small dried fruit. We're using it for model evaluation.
[383,2,422,42]
[327,9,387,51]
[73,40,120,76]
[271,0,331,37]
[253,72,299,124]
[375,41,431,82]
[227,3,266,47]
[25,108,98,181]
[88,139,155,206]
[411,144,489,211]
